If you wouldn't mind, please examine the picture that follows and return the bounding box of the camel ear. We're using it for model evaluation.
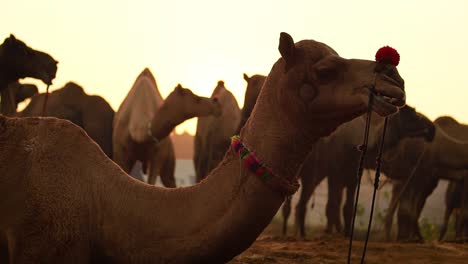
[243,73,250,82]
[175,84,184,93]
[9,34,16,41]
[279,32,296,72]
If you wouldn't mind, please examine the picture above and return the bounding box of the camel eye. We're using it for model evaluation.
[299,83,317,101]
[316,67,337,84]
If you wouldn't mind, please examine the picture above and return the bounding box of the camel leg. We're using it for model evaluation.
[385,183,402,241]
[113,147,134,174]
[439,206,452,241]
[294,175,321,238]
[396,191,414,241]
[412,177,438,241]
[281,196,292,236]
[147,161,160,185]
[0,232,8,264]
[160,153,176,188]
[326,181,343,234]
[343,180,357,237]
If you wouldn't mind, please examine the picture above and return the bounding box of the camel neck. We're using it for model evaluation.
[432,124,468,170]
[96,151,285,262]
[147,105,179,143]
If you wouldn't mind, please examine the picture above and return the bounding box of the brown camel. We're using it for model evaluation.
[0,32,405,263]
[194,80,241,182]
[236,73,267,133]
[113,68,221,187]
[282,105,435,237]
[18,82,115,158]
[0,82,38,115]
[0,34,57,114]
[381,115,468,241]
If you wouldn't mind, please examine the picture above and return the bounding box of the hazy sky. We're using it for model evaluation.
[3,0,468,135]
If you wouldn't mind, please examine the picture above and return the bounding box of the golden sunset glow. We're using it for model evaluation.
[3,0,468,135]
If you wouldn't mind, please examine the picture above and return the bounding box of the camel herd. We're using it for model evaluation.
[0,32,466,263]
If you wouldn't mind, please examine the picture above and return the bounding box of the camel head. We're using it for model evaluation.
[164,84,222,122]
[241,73,266,118]
[388,105,435,142]
[255,32,406,137]
[10,82,38,104]
[0,34,58,86]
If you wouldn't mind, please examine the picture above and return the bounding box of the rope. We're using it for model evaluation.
[347,92,374,264]
[361,117,388,263]
[41,85,50,116]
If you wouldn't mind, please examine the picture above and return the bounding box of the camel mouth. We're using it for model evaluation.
[38,72,55,85]
[369,89,404,116]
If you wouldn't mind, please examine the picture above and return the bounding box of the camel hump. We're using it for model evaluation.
[62,82,85,94]
[212,80,226,98]
[435,116,458,126]
[141,67,152,77]
[138,68,157,86]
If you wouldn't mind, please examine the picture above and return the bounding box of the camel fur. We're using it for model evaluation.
[0,32,405,263]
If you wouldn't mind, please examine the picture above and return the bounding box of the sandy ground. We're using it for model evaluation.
[230,234,468,264]
[229,212,468,264]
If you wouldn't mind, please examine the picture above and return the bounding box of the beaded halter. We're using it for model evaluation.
[230,135,299,197]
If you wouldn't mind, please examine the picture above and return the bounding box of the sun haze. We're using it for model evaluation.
[2,0,468,135]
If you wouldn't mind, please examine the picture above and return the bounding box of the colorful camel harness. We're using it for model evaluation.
[230,135,299,197]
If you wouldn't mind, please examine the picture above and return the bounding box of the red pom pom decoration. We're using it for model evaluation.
[375,46,400,66]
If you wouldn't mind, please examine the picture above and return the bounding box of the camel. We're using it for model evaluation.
[113,68,222,187]
[381,115,468,241]
[18,82,115,158]
[236,73,266,133]
[0,34,57,114]
[281,105,435,237]
[194,80,241,182]
[0,32,406,263]
[0,82,38,116]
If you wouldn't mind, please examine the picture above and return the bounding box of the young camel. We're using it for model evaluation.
[0,32,405,263]
[113,69,221,187]
[0,34,57,114]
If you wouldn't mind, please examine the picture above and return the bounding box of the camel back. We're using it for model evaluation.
[116,68,165,142]
[435,116,468,141]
